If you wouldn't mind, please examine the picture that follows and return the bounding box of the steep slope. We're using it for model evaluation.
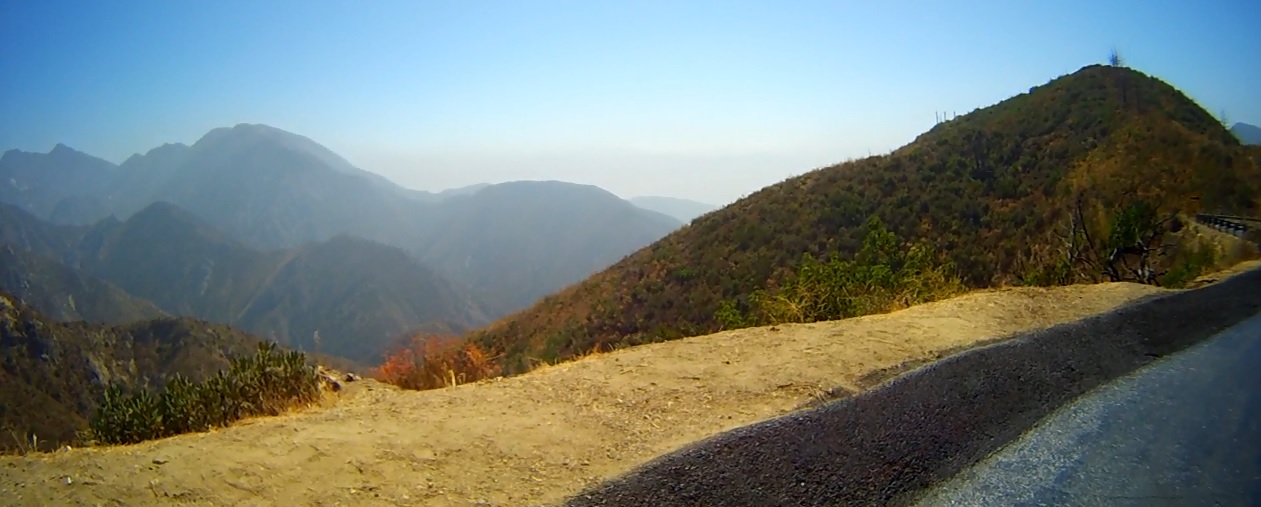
[412,181,682,316]
[470,64,1261,371]
[629,195,717,223]
[235,234,489,361]
[107,142,194,219]
[0,293,262,452]
[0,203,85,259]
[0,247,166,324]
[0,202,486,363]
[76,202,284,323]
[1231,122,1261,145]
[0,144,117,224]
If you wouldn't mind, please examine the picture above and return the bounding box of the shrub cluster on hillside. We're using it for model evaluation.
[466,64,1261,375]
[716,217,964,329]
[374,334,500,391]
[89,342,319,445]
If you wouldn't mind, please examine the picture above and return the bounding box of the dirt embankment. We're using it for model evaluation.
[0,279,1185,507]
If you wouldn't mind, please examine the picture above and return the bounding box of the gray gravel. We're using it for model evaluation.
[914,312,1261,507]
[560,267,1261,507]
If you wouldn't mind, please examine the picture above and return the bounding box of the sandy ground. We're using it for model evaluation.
[0,281,1187,506]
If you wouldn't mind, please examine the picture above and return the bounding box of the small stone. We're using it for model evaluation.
[152,458,168,465]
[63,476,73,486]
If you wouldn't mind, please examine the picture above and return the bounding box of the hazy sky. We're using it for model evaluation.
[2,0,1258,206]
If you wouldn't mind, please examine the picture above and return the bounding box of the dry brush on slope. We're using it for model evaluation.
[0,276,1177,507]
[469,64,1261,374]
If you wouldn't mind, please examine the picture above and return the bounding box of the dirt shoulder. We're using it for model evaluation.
[565,262,1261,507]
[0,281,1174,507]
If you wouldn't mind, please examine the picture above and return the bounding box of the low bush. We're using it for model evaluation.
[718,216,965,328]
[89,341,319,445]
[374,334,500,391]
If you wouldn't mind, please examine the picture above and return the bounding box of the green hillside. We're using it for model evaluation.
[0,293,263,452]
[469,64,1261,373]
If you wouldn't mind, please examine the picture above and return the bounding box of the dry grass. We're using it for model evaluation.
[10,272,1258,506]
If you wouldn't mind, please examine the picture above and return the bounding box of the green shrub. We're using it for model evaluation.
[89,341,319,445]
[1160,239,1218,288]
[720,216,965,328]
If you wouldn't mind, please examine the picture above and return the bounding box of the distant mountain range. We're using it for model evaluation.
[628,196,717,223]
[0,202,487,363]
[2,125,691,330]
[1231,122,1261,145]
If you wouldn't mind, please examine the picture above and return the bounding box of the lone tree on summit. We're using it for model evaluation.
[1108,48,1125,67]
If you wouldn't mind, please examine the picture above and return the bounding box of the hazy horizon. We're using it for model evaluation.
[3,0,1258,206]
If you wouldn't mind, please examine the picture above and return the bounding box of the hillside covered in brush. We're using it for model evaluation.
[0,292,265,452]
[470,64,1261,372]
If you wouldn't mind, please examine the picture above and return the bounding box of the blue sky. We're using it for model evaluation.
[1,0,1258,205]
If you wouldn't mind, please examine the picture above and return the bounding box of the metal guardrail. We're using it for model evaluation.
[1195,214,1255,239]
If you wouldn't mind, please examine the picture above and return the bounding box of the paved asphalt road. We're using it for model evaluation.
[562,268,1261,507]
[914,312,1261,507]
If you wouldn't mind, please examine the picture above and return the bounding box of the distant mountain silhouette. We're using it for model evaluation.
[0,144,117,224]
[0,125,682,322]
[413,181,682,315]
[0,202,488,363]
[1231,122,1261,145]
[629,196,717,223]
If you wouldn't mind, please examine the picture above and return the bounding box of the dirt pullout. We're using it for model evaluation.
[1,282,1163,507]
[562,263,1261,507]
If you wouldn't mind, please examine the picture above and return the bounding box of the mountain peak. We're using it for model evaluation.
[1230,122,1261,145]
[49,143,81,157]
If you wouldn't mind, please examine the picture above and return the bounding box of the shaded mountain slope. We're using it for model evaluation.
[0,203,85,260]
[0,144,117,224]
[1,128,682,322]
[0,203,487,363]
[75,202,285,323]
[0,293,263,451]
[234,234,489,361]
[470,64,1261,371]
[411,181,682,316]
[0,247,166,324]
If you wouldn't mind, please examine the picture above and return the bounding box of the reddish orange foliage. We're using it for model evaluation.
[373,334,500,391]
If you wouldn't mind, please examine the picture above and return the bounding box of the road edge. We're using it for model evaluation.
[561,266,1261,507]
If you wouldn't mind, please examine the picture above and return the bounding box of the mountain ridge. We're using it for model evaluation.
[1,129,682,320]
[0,202,488,363]
[468,64,1261,372]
